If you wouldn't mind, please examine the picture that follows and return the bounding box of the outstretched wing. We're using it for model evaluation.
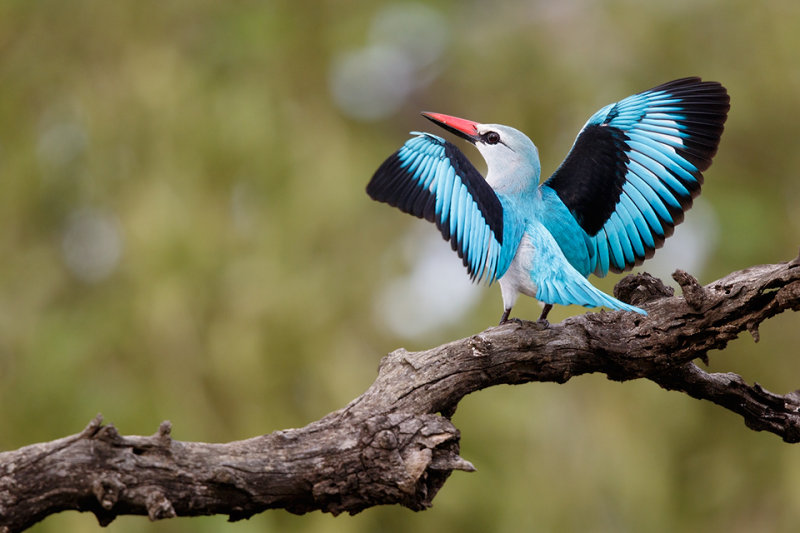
[367,133,516,283]
[541,77,729,277]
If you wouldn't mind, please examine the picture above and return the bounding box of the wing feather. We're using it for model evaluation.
[367,133,516,283]
[541,77,729,276]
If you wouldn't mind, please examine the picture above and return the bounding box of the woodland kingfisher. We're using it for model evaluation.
[367,77,729,324]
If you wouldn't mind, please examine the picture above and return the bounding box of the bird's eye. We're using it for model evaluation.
[485,131,500,145]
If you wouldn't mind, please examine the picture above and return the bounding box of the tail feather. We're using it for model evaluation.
[538,274,646,315]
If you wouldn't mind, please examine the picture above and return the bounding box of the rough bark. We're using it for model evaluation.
[2,253,800,532]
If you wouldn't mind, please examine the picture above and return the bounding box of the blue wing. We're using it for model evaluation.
[540,77,729,277]
[367,133,518,283]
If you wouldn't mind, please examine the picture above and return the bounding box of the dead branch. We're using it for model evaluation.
[2,253,799,532]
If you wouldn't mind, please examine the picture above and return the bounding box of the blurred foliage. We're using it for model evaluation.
[1,0,800,532]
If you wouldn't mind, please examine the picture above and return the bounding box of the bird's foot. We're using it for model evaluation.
[498,316,526,327]
[536,318,550,328]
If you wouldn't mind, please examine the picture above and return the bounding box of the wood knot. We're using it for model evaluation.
[374,429,398,450]
[155,421,172,444]
[145,490,176,521]
[614,272,674,305]
[92,475,125,510]
[94,424,123,444]
[468,335,491,357]
[672,270,708,311]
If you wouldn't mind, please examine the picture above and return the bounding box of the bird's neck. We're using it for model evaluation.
[487,164,540,197]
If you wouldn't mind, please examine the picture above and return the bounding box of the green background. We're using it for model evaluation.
[2,1,800,532]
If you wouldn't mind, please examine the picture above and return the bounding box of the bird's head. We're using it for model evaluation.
[422,111,541,193]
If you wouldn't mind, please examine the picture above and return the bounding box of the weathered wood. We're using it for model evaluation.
[1,253,799,532]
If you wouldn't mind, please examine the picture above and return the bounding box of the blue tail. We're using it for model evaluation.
[536,271,646,316]
[528,222,647,316]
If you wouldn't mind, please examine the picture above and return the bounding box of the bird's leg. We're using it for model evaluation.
[537,304,553,325]
[499,308,512,325]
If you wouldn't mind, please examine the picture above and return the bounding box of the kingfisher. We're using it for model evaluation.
[367,77,729,324]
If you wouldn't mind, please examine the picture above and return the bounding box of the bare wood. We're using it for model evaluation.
[2,253,799,532]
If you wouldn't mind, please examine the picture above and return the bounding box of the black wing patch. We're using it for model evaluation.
[367,133,511,282]
[544,123,629,235]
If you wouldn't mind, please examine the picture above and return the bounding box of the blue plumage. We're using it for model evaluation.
[367,78,729,324]
[370,132,518,283]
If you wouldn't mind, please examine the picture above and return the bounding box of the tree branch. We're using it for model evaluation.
[2,253,800,531]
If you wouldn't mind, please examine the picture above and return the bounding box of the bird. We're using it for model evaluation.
[366,77,729,325]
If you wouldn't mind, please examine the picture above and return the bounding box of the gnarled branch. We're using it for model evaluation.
[2,253,800,532]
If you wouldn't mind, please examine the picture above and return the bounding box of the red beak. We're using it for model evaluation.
[421,112,481,144]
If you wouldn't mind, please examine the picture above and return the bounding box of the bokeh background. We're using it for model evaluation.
[2,1,800,532]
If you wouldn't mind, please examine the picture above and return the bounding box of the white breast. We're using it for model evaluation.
[498,233,537,310]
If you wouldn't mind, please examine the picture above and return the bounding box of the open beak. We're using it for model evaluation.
[421,112,481,144]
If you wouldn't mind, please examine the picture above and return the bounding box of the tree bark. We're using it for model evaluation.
[2,253,800,532]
